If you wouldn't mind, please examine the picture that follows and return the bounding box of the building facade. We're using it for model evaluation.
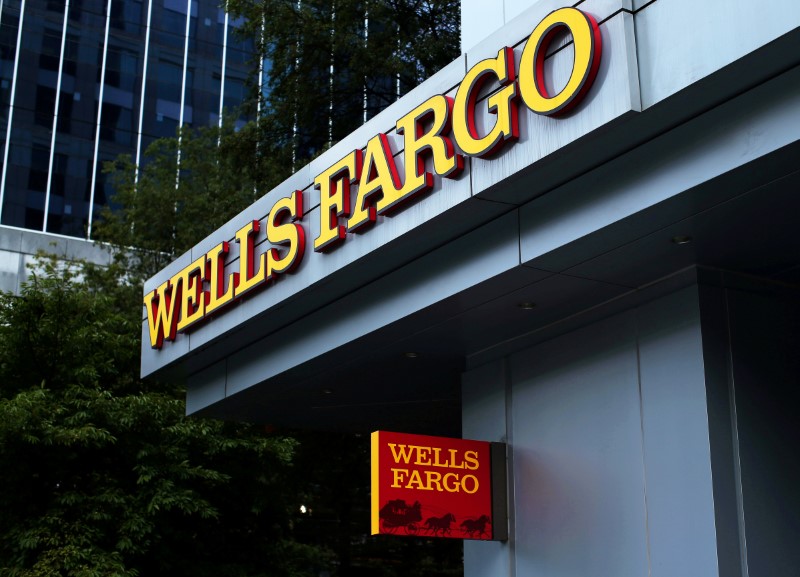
[0,0,254,240]
[143,0,799,575]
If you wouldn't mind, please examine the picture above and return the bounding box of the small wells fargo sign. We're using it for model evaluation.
[144,7,603,350]
[371,431,507,540]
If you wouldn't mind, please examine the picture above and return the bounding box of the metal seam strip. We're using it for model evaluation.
[135,0,154,182]
[179,0,192,130]
[43,0,72,232]
[724,287,750,577]
[87,0,114,239]
[0,0,26,223]
[219,4,229,128]
[176,0,193,185]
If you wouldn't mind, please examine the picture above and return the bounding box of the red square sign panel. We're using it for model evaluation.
[371,431,506,541]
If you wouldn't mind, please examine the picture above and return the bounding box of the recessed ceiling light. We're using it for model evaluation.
[322,388,334,395]
[671,235,693,245]
[517,302,536,310]
[404,352,419,358]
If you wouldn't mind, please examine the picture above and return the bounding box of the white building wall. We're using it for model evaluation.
[462,0,584,52]
[0,227,112,294]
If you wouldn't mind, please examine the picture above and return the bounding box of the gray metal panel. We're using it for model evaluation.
[174,196,514,382]
[184,162,477,352]
[461,0,506,53]
[462,360,513,577]
[636,287,720,577]
[224,211,522,396]
[463,361,508,443]
[504,0,540,23]
[471,12,641,200]
[563,163,800,288]
[464,516,514,576]
[697,281,746,577]
[509,311,649,577]
[490,442,509,541]
[635,0,800,109]
[518,64,800,271]
[185,359,227,416]
[465,268,701,372]
[582,0,633,15]
[466,0,628,67]
[726,288,800,577]
[438,270,630,363]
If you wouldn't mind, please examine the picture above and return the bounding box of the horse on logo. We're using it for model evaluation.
[460,515,491,538]
[425,513,456,536]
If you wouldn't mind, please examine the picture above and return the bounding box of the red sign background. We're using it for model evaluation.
[371,431,495,540]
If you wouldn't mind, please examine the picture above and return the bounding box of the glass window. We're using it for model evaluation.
[69,0,83,22]
[35,86,56,127]
[212,18,225,59]
[100,103,133,145]
[184,68,193,106]
[39,28,62,72]
[120,50,139,91]
[157,60,182,102]
[227,35,254,65]
[27,146,49,192]
[47,150,88,236]
[1,78,11,113]
[91,166,107,205]
[50,153,68,197]
[0,14,20,62]
[57,91,73,134]
[111,1,125,30]
[105,48,138,92]
[25,207,45,231]
[111,0,143,34]
[55,34,79,76]
[154,115,178,138]
[156,5,188,49]
[223,77,246,111]
[164,0,198,16]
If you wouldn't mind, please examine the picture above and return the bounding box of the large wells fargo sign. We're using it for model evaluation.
[371,431,507,540]
[144,7,603,349]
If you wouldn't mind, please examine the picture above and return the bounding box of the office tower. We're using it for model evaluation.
[0,0,256,239]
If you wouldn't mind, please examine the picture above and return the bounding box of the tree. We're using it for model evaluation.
[0,1,466,573]
[0,119,462,575]
[0,256,331,576]
[227,0,461,166]
[97,120,291,281]
[96,3,462,274]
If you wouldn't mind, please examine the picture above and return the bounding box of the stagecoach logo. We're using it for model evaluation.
[144,7,603,350]
[371,431,507,541]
